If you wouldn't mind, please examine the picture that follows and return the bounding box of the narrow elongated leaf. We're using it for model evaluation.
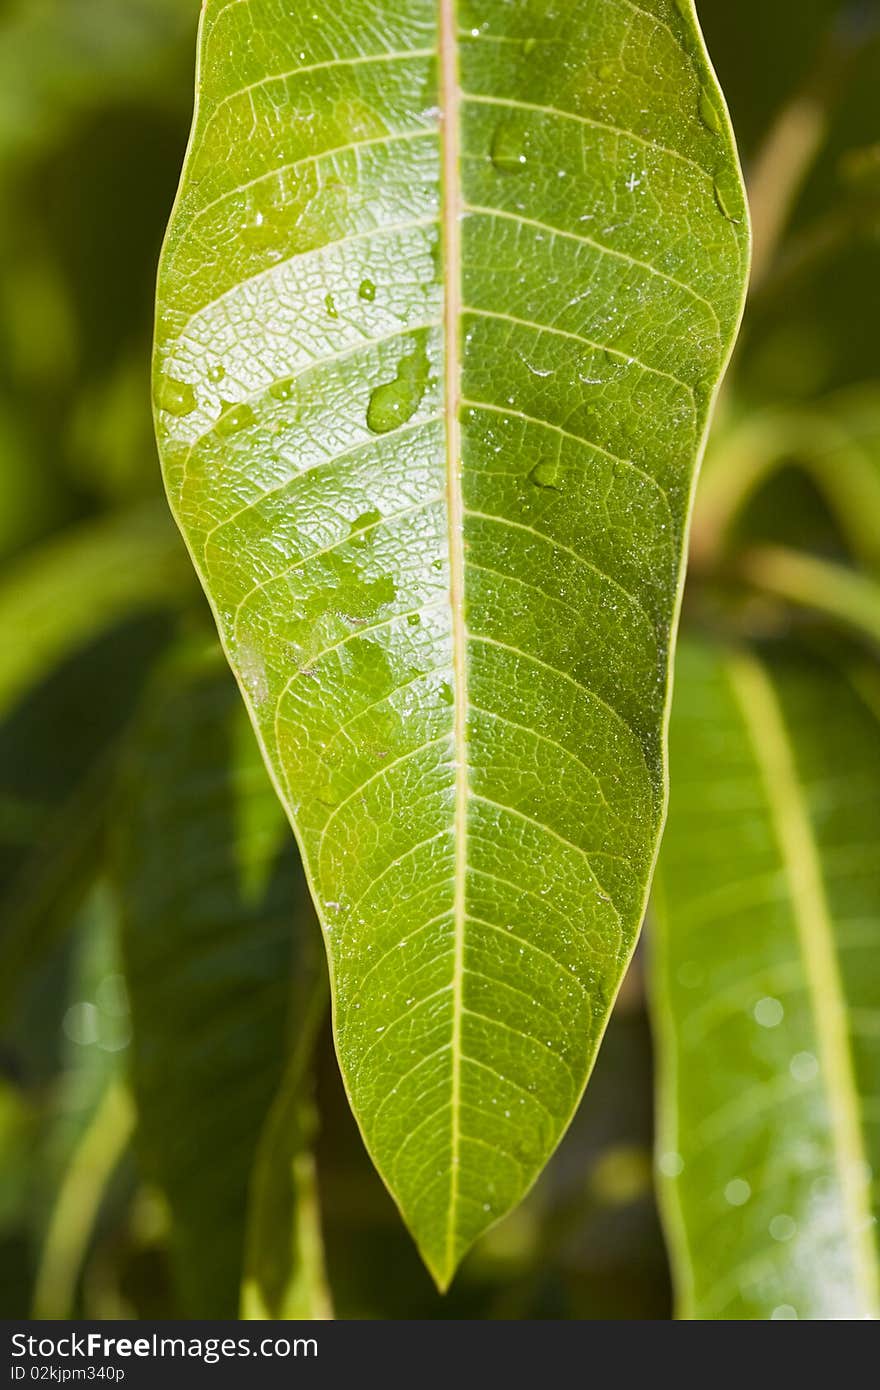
[241,1054,333,1320]
[29,883,134,1319]
[694,395,880,574]
[117,646,324,1316]
[31,1082,134,1320]
[653,641,880,1320]
[0,506,187,722]
[154,0,748,1283]
[740,547,880,649]
[0,615,174,1022]
[0,503,183,1031]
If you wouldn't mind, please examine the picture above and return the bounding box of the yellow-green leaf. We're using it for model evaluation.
[154,0,748,1285]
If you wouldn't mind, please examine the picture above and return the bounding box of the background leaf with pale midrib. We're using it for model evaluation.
[653,639,880,1320]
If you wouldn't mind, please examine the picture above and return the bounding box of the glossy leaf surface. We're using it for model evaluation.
[653,641,880,1320]
[154,0,748,1283]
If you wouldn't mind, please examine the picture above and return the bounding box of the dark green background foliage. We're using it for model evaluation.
[1,0,878,1319]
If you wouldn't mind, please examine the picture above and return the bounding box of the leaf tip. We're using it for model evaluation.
[414,1223,487,1295]
[421,1249,456,1296]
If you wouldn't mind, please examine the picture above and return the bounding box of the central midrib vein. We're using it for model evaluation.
[439,0,466,1284]
[729,652,880,1318]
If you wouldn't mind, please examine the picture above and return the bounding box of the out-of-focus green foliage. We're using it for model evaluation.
[116,644,325,1317]
[655,643,880,1319]
[651,0,880,1321]
[0,0,879,1320]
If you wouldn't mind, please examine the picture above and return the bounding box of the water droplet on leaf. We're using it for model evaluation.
[519,353,555,379]
[358,278,377,302]
[439,681,454,706]
[208,363,226,384]
[236,640,269,704]
[241,211,276,250]
[216,401,256,435]
[491,119,530,173]
[324,292,338,318]
[699,89,721,133]
[349,509,382,544]
[366,342,429,433]
[317,783,340,808]
[156,375,197,417]
[528,459,563,489]
[713,169,743,222]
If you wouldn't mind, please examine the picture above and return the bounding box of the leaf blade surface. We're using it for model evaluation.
[155,0,749,1283]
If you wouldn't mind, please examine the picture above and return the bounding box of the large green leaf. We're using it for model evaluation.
[653,640,880,1319]
[154,0,748,1284]
[116,645,325,1316]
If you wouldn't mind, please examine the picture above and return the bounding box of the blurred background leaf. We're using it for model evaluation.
[0,0,879,1320]
[115,644,325,1317]
[653,641,880,1319]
